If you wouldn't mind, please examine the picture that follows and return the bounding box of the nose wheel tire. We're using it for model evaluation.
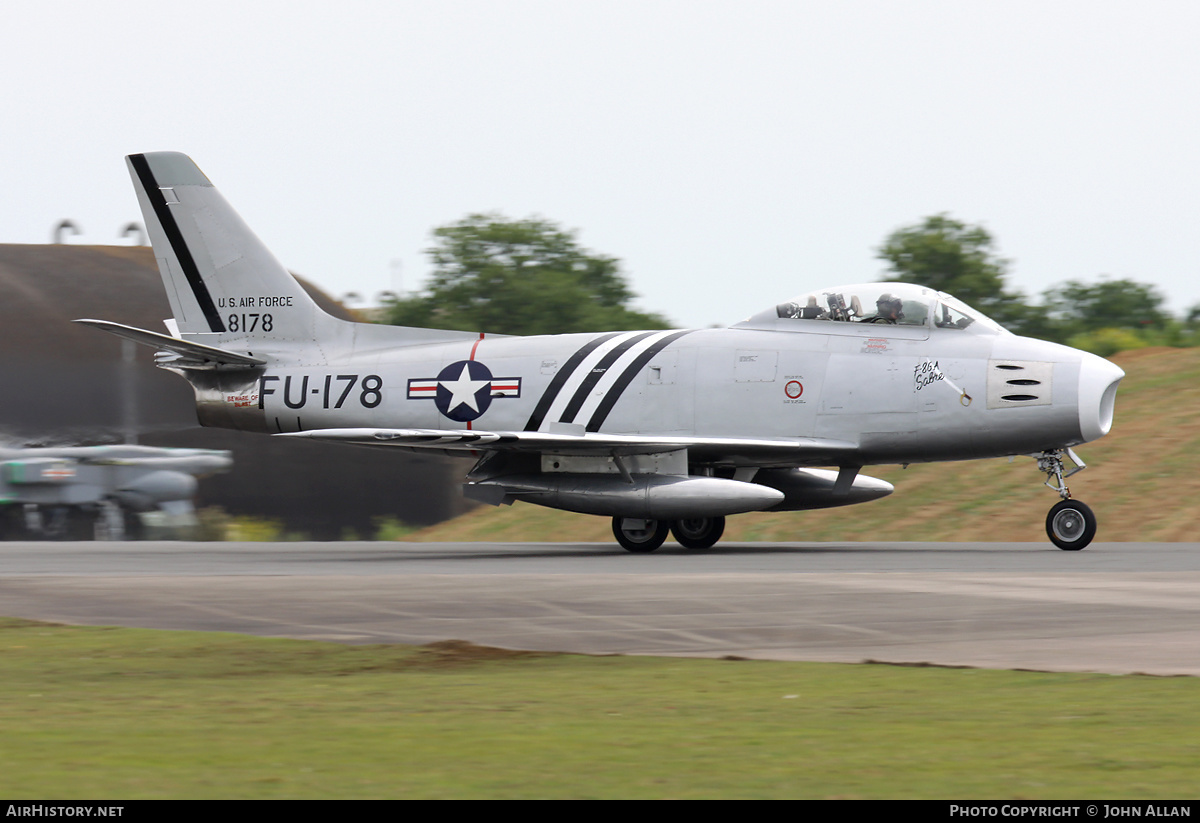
[612,517,670,553]
[671,517,725,550]
[1046,500,1097,551]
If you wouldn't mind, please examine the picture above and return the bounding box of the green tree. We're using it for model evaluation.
[1040,278,1183,354]
[1041,278,1168,336]
[876,214,1194,354]
[384,213,669,336]
[876,213,1031,329]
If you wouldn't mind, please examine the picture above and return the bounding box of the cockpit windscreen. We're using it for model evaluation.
[767,283,1003,334]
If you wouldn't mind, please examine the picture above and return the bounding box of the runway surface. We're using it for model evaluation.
[2,540,1199,675]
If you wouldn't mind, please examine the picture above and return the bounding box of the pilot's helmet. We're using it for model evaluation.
[876,293,903,317]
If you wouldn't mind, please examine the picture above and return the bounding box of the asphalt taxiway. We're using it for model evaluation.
[2,540,1198,675]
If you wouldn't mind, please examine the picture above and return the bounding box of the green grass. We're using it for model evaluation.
[2,618,1197,799]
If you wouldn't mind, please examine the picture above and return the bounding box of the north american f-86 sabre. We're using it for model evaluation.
[79,152,1124,551]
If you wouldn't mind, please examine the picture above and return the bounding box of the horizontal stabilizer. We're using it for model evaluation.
[74,319,265,369]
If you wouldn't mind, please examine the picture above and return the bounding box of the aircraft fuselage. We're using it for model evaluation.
[192,320,1110,469]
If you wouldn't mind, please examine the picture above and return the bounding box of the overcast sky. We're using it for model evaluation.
[4,1,1199,329]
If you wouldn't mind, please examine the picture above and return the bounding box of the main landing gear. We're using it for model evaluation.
[1036,449,1097,551]
[611,516,726,553]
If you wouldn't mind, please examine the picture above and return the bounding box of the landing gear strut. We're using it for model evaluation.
[1036,448,1097,551]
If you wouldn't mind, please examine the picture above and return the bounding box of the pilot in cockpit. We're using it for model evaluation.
[861,293,904,324]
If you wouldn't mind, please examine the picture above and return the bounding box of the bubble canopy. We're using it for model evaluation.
[738,282,1007,334]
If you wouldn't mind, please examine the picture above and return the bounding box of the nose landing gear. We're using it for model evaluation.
[1036,448,1097,551]
[1046,499,1096,551]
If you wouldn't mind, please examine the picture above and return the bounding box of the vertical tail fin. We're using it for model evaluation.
[127,152,332,345]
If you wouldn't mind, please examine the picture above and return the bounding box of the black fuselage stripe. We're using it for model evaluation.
[586,330,694,432]
[129,154,226,333]
[523,332,621,431]
[558,332,656,424]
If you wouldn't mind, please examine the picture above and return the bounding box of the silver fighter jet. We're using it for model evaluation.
[79,152,1124,552]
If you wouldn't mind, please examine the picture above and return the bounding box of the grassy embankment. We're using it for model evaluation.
[3,617,1198,799]
[403,346,1200,543]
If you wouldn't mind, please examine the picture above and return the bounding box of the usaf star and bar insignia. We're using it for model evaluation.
[407,360,522,422]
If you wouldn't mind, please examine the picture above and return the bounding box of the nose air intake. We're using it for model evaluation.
[1078,353,1124,443]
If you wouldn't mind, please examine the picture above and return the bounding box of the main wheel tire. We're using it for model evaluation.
[671,516,726,550]
[612,517,670,553]
[1046,499,1097,551]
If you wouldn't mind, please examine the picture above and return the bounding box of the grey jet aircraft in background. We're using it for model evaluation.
[79,152,1124,551]
[0,444,231,539]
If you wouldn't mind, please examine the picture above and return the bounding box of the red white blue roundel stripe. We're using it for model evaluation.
[407,359,522,422]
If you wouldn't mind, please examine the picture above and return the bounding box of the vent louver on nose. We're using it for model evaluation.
[988,361,1052,408]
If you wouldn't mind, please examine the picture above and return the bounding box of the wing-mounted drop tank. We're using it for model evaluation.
[464,449,785,518]
[463,451,890,519]
[753,468,894,511]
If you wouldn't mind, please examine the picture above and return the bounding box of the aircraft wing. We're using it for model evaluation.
[74,319,265,369]
[279,427,858,464]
